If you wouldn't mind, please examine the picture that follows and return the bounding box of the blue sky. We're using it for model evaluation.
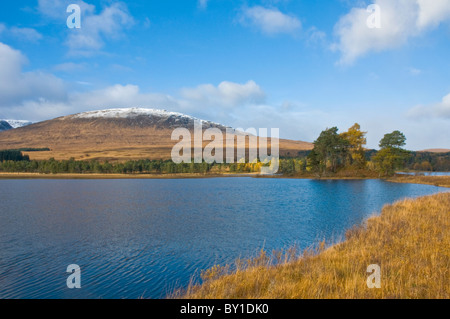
[0,0,449,150]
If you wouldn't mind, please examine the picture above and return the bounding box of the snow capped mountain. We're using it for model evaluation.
[0,107,313,161]
[65,108,225,128]
[1,119,33,129]
[70,108,192,120]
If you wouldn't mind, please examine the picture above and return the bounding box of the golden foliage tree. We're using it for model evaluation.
[340,123,367,168]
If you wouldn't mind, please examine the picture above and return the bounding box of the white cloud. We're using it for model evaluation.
[66,2,134,53]
[408,93,450,119]
[37,0,134,54]
[10,27,43,42]
[70,84,180,110]
[0,42,66,110]
[417,0,450,29]
[38,0,95,19]
[0,42,26,83]
[181,81,266,109]
[0,24,43,43]
[333,0,450,65]
[240,6,301,35]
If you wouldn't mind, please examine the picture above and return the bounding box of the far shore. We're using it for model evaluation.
[1,172,449,188]
[0,171,380,181]
[0,172,260,180]
[386,175,450,188]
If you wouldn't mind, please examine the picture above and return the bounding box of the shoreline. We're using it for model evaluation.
[0,172,382,181]
[0,172,261,180]
[1,172,449,188]
[386,175,450,188]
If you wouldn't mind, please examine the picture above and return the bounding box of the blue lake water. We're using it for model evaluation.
[0,178,447,299]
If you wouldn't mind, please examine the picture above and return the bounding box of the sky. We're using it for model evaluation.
[0,0,449,150]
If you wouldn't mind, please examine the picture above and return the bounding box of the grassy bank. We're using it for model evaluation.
[387,175,450,188]
[179,192,450,299]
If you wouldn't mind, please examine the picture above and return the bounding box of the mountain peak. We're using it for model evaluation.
[62,107,226,130]
[0,119,33,130]
[67,108,192,120]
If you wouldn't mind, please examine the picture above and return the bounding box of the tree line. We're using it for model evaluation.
[0,150,30,162]
[0,157,266,175]
[0,124,449,176]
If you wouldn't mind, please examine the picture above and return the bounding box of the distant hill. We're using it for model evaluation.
[419,149,450,153]
[0,108,313,161]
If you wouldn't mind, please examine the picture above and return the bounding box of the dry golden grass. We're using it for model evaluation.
[180,192,450,299]
[388,175,450,188]
[22,147,173,162]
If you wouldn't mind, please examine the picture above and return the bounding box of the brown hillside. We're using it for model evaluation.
[419,149,450,153]
[0,109,313,161]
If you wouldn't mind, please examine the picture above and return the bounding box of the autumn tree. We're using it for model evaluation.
[340,123,367,168]
[309,127,349,174]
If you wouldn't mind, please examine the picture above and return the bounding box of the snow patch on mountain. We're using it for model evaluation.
[72,108,193,119]
[2,120,33,129]
[67,108,225,127]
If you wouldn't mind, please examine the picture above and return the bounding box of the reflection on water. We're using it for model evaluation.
[0,178,446,298]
